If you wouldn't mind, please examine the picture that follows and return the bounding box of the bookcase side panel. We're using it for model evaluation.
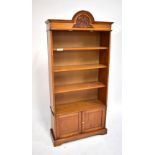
[98,32,111,105]
[47,30,56,112]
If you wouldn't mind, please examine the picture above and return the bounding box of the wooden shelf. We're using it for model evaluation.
[56,99,106,114]
[55,81,105,94]
[54,64,107,72]
[53,47,108,51]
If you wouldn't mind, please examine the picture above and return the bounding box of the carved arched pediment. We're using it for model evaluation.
[72,11,94,28]
[45,10,113,31]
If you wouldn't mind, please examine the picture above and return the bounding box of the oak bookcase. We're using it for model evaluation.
[46,10,113,146]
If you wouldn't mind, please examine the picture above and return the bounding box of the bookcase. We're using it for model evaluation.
[46,10,113,146]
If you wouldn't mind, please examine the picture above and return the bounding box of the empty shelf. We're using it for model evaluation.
[53,47,108,51]
[56,99,106,114]
[54,64,107,72]
[55,81,105,94]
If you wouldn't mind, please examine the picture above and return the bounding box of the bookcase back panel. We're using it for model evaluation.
[54,51,99,66]
[55,89,98,105]
[53,31,100,48]
[54,70,98,86]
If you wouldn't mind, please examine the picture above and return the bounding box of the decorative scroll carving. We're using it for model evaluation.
[72,11,94,28]
[73,14,93,28]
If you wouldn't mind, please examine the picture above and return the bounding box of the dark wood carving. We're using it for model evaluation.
[73,11,94,28]
[73,14,93,28]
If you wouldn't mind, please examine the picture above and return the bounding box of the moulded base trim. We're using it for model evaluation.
[50,128,107,146]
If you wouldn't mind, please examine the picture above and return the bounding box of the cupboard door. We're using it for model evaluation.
[82,108,106,133]
[56,112,81,139]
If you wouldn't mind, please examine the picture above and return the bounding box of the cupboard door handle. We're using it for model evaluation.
[82,122,85,125]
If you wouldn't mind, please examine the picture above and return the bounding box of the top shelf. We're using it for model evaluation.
[53,47,108,51]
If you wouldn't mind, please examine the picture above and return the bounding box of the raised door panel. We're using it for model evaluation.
[82,108,106,133]
[56,112,81,139]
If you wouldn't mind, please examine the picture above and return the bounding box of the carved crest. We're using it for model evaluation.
[72,11,94,28]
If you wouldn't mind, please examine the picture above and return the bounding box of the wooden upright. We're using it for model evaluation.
[46,10,113,146]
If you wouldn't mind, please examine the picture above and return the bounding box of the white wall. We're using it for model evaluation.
[32,0,121,154]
